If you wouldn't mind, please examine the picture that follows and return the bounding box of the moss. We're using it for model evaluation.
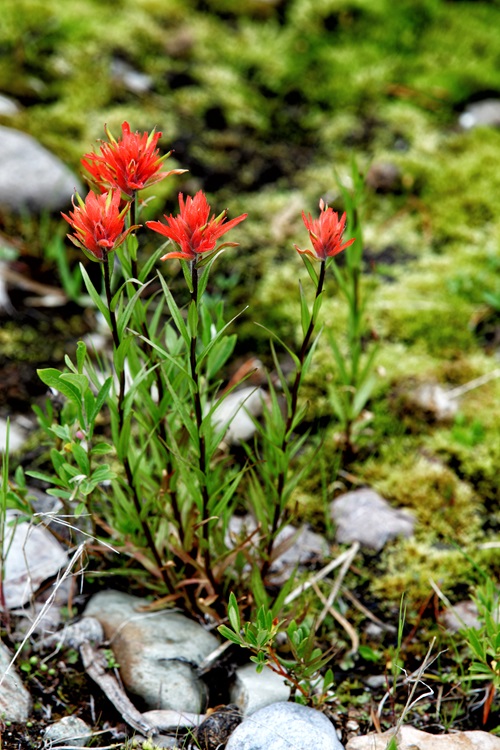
[372,538,500,605]
[360,450,482,545]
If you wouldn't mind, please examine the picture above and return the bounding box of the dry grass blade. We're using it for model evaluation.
[284,542,360,606]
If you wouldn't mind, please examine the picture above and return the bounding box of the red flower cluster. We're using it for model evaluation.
[146,191,247,261]
[81,121,186,196]
[62,190,138,261]
[294,199,354,261]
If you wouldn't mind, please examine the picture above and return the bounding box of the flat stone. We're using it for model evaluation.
[84,590,220,712]
[110,58,153,94]
[410,383,459,422]
[0,642,32,722]
[330,489,415,551]
[211,386,268,445]
[3,510,68,608]
[225,701,344,750]
[230,663,290,715]
[43,715,93,747]
[0,125,82,213]
[366,162,403,193]
[226,517,329,582]
[442,600,481,634]
[459,99,500,130]
[345,725,500,750]
[0,94,20,116]
[0,418,27,454]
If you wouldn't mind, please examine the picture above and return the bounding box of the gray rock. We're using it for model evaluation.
[111,58,154,94]
[3,510,68,608]
[0,94,20,116]
[269,524,330,584]
[366,162,403,193]
[226,517,328,582]
[43,716,92,747]
[345,725,500,750]
[409,383,459,422]
[459,99,500,130]
[0,125,82,213]
[230,664,290,715]
[226,701,344,750]
[0,418,27,454]
[211,386,268,445]
[443,600,481,633]
[0,642,32,722]
[330,489,415,551]
[84,590,219,713]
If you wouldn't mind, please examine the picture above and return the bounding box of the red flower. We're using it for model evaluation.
[81,122,187,196]
[294,199,355,261]
[61,190,139,261]
[146,191,248,261]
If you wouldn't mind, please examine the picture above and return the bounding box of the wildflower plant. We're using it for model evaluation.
[26,122,357,629]
[328,163,378,455]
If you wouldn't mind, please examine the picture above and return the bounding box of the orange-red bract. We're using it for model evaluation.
[61,190,138,261]
[294,199,355,261]
[146,190,247,261]
[81,121,186,197]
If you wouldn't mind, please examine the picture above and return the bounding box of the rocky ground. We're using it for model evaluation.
[1,0,500,747]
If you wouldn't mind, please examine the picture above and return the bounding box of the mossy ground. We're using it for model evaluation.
[1,0,500,739]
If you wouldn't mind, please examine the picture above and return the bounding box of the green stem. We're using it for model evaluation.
[102,253,175,595]
[261,261,326,577]
[189,260,217,593]
[130,191,139,281]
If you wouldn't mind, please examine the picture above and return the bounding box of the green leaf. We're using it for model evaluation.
[300,254,319,286]
[60,372,89,394]
[91,442,114,455]
[157,271,190,346]
[227,592,241,633]
[117,280,152,339]
[91,377,113,423]
[71,442,90,475]
[218,625,245,646]
[299,282,311,338]
[187,299,198,338]
[76,341,87,374]
[37,368,80,404]
[79,263,110,323]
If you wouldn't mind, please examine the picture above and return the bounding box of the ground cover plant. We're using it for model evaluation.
[0,0,500,747]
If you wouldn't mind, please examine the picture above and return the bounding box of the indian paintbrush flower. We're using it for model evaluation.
[146,190,248,261]
[61,190,140,261]
[294,198,355,261]
[81,121,186,197]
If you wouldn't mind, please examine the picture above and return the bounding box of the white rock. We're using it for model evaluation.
[459,99,500,130]
[211,386,268,445]
[43,716,93,747]
[330,489,415,551]
[0,642,32,722]
[0,125,82,212]
[0,94,20,116]
[230,663,290,715]
[111,58,154,94]
[345,725,500,750]
[84,590,220,713]
[3,510,68,608]
[226,701,344,750]
[411,383,458,421]
[0,417,26,453]
[442,600,481,634]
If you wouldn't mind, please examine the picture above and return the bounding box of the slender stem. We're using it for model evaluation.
[130,191,139,281]
[262,261,326,578]
[140,313,185,544]
[189,260,217,593]
[102,253,175,595]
